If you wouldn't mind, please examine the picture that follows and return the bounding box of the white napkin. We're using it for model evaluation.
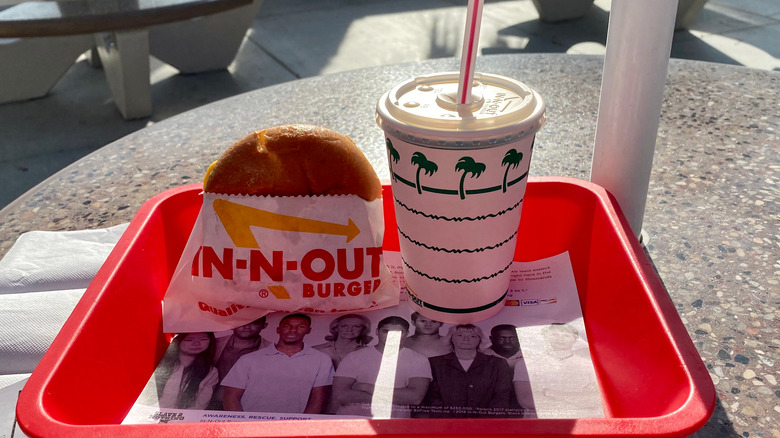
[0,225,128,294]
[0,224,128,378]
[0,374,28,391]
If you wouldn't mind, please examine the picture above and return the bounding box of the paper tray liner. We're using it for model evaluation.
[16,177,715,438]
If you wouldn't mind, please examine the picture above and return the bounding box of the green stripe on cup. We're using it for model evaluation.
[406,284,507,314]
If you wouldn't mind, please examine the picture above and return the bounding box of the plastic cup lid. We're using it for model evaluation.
[376,72,546,147]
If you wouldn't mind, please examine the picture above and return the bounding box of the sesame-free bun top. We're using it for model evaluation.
[203,124,382,201]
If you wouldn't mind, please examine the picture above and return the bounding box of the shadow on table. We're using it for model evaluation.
[480,1,775,71]
[147,66,268,122]
[669,31,742,66]
[0,51,272,209]
[669,4,779,69]
[482,5,610,56]
[687,397,741,437]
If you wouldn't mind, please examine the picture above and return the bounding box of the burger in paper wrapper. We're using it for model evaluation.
[162,125,399,332]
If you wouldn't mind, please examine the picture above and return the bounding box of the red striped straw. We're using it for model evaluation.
[457,0,484,105]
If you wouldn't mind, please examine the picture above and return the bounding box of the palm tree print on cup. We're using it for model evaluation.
[411,152,438,195]
[455,156,487,200]
[386,138,400,182]
[501,149,523,193]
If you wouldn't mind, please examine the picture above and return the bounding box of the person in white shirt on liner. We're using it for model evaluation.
[221,313,333,414]
[514,323,603,418]
[402,312,451,358]
[313,313,373,369]
[332,316,432,418]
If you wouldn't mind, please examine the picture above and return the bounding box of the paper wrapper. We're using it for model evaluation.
[162,193,398,332]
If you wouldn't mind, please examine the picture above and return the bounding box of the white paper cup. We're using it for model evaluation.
[376,72,545,323]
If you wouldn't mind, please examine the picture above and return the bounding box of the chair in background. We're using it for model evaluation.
[0,0,265,119]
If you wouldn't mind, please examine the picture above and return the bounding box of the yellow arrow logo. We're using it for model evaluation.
[268,286,291,299]
[212,199,361,248]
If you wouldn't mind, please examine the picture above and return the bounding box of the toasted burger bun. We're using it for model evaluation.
[203,124,382,201]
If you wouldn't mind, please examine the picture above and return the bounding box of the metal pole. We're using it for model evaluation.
[590,0,678,238]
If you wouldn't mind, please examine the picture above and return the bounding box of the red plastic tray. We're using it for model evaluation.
[16,177,715,437]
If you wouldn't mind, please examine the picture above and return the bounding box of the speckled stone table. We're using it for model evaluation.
[0,54,777,436]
